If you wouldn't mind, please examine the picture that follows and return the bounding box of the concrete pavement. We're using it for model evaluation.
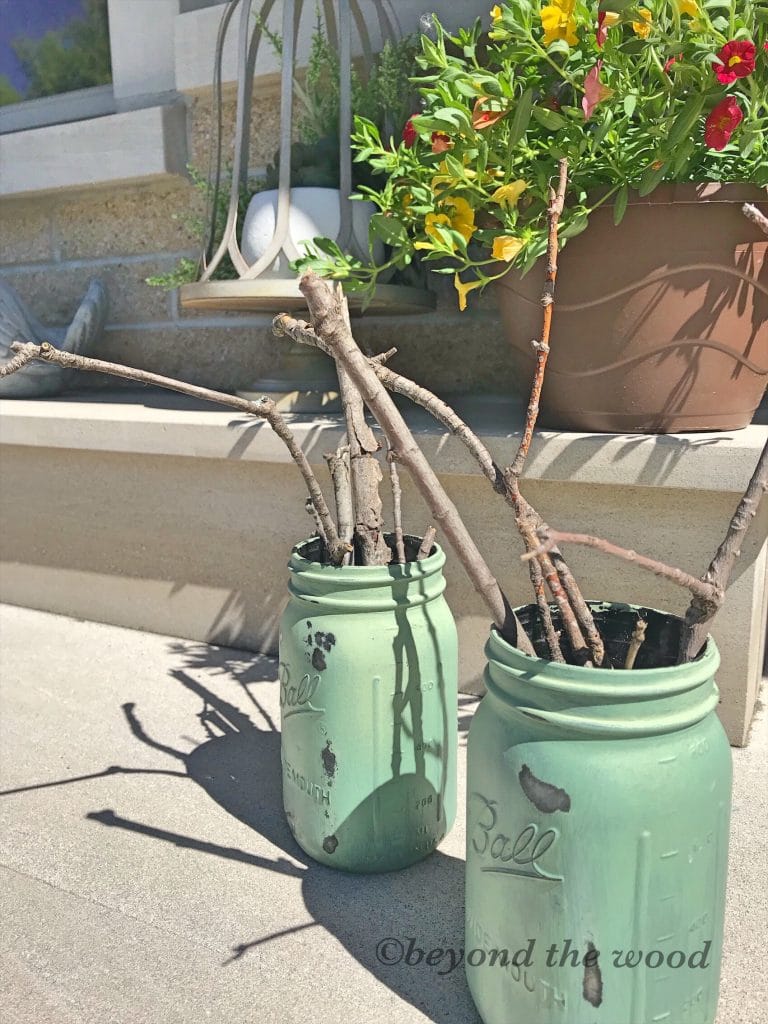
[0,605,765,1024]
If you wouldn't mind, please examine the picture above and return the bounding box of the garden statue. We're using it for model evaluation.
[0,278,107,398]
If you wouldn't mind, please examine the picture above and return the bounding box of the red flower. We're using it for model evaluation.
[713,40,756,84]
[431,132,452,154]
[704,96,743,151]
[595,10,616,48]
[402,116,418,147]
[663,52,683,74]
[472,96,508,130]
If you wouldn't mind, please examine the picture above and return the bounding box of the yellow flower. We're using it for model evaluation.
[632,8,652,37]
[414,212,452,250]
[492,235,525,262]
[675,0,699,15]
[431,158,478,193]
[454,274,484,311]
[443,196,477,243]
[490,4,503,22]
[540,0,579,47]
[491,180,528,207]
[414,199,476,252]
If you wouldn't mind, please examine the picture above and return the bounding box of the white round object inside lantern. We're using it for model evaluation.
[240,187,380,277]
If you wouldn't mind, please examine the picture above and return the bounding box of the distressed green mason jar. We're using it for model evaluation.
[466,603,732,1024]
[279,535,458,873]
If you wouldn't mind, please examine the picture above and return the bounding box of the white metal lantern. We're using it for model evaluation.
[179,0,434,317]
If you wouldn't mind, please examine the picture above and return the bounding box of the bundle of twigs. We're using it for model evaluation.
[3,159,766,667]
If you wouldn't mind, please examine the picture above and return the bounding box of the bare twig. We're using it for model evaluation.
[742,202,768,237]
[6,341,350,565]
[298,272,536,655]
[0,347,36,376]
[324,447,353,564]
[387,444,406,564]
[506,158,568,482]
[528,557,564,662]
[335,291,389,566]
[624,617,647,670]
[524,528,716,600]
[417,526,437,562]
[680,438,768,660]
[305,497,327,546]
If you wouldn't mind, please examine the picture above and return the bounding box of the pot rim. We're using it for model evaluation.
[587,181,767,208]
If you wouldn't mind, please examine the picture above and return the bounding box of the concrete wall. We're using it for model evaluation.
[2,395,766,747]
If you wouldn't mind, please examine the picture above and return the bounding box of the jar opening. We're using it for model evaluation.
[516,602,703,670]
[298,532,436,567]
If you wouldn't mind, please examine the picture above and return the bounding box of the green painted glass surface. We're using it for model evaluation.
[466,613,732,1024]
[279,536,458,873]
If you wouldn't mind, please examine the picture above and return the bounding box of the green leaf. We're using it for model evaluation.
[591,109,614,149]
[309,236,346,259]
[613,184,629,226]
[623,94,637,119]
[666,94,705,148]
[368,214,409,248]
[559,212,589,240]
[531,106,569,130]
[638,160,669,197]
[508,87,534,148]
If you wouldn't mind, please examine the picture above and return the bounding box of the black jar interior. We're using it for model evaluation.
[516,601,696,670]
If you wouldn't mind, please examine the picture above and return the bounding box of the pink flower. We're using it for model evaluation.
[582,61,612,121]
[704,96,743,151]
[713,40,756,84]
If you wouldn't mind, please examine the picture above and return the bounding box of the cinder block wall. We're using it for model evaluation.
[0,85,518,397]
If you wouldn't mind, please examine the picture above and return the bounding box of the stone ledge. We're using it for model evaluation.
[1,389,766,494]
[0,104,188,199]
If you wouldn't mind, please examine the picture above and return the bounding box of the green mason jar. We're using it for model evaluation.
[466,603,732,1024]
[279,535,458,872]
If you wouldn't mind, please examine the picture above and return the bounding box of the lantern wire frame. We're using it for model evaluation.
[179,0,435,314]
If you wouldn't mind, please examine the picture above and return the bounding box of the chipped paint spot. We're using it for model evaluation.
[321,740,337,779]
[518,764,571,814]
[314,631,336,653]
[311,648,327,671]
[322,834,338,854]
[582,942,602,1007]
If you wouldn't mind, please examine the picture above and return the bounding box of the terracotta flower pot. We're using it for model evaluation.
[496,184,768,433]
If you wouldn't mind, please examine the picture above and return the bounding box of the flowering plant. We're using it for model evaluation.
[297,1,768,308]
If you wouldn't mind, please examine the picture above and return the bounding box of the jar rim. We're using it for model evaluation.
[488,602,720,700]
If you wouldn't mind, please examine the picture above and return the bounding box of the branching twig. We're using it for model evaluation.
[387,444,406,564]
[742,202,768,238]
[298,272,536,655]
[6,341,350,565]
[524,528,718,600]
